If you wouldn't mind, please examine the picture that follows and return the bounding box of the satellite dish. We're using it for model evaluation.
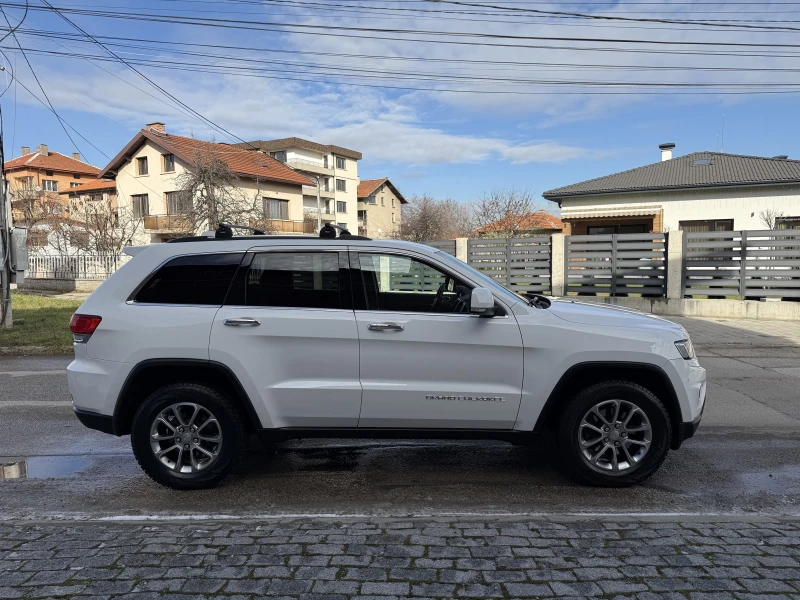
[34,186,42,192]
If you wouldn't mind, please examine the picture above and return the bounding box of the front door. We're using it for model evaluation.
[352,251,524,429]
[210,249,361,429]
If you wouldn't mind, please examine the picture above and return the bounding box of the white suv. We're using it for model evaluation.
[68,226,705,490]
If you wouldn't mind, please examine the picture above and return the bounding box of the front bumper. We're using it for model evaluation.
[672,406,704,449]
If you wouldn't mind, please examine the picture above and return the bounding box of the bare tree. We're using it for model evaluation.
[471,187,544,238]
[10,186,74,254]
[71,198,143,253]
[759,208,785,230]
[174,145,276,235]
[394,195,471,242]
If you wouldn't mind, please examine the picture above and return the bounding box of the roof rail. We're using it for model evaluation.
[165,221,372,243]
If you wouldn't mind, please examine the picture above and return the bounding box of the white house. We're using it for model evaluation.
[233,137,362,233]
[544,144,800,235]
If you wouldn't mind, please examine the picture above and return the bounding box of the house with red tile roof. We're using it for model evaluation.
[356,177,407,238]
[99,123,315,243]
[475,211,563,237]
[60,180,118,218]
[5,144,101,227]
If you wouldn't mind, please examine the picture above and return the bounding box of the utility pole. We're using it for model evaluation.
[0,176,12,328]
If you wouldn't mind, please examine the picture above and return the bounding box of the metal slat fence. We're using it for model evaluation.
[423,240,457,256]
[467,237,552,294]
[683,229,800,299]
[27,253,130,280]
[566,233,667,297]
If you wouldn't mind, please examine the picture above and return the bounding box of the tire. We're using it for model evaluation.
[131,383,245,490]
[557,380,672,487]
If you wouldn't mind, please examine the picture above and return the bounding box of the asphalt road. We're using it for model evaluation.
[1,316,800,520]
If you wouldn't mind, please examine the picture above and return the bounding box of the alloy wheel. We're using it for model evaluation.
[149,402,223,473]
[578,399,652,473]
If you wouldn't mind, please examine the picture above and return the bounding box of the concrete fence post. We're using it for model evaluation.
[550,233,566,297]
[666,229,684,300]
[455,238,469,263]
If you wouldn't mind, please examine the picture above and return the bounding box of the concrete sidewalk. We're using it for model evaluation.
[675,316,800,428]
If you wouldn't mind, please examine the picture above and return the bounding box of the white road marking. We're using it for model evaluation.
[0,401,71,407]
[0,370,67,377]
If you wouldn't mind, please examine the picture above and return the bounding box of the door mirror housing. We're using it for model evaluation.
[470,287,496,317]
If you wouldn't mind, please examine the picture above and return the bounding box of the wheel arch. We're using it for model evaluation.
[533,361,683,449]
[113,359,261,436]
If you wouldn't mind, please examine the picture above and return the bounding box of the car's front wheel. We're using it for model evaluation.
[558,380,672,487]
[131,383,245,490]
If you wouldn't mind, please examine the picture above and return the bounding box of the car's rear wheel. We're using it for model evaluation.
[131,383,245,490]
[558,380,672,487]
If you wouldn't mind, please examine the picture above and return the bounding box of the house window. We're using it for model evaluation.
[20,176,34,190]
[163,154,175,172]
[336,201,347,214]
[381,196,385,206]
[136,156,149,176]
[131,194,149,218]
[336,179,346,192]
[45,170,54,176]
[368,195,377,205]
[777,217,800,230]
[70,182,81,188]
[265,197,289,220]
[392,212,396,223]
[324,156,329,168]
[336,156,346,170]
[392,198,396,208]
[269,151,287,163]
[323,177,331,192]
[337,222,348,229]
[587,224,647,235]
[679,219,733,233]
[42,180,58,192]
[166,191,191,214]
[73,174,81,179]
[358,210,367,222]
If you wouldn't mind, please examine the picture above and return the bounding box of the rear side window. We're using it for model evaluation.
[134,253,242,305]
[246,252,340,309]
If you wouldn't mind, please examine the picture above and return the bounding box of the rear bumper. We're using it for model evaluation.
[73,408,116,435]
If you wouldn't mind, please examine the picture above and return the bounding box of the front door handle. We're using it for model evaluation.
[368,322,404,332]
[224,317,261,327]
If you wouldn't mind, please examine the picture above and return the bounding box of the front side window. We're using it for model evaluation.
[42,180,58,192]
[166,191,191,214]
[264,197,289,220]
[336,156,346,169]
[137,156,149,176]
[336,179,346,192]
[131,194,149,218]
[246,252,340,309]
[336,201,347,213]
[163,153,175,172]
[357,253,472,314]
[134,253,242,305]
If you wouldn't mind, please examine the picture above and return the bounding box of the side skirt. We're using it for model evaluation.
[259,428,538,445]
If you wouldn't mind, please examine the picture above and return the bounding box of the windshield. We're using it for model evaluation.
[434,251,528,306]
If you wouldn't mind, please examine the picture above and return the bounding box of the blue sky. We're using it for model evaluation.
[2,0,799,212]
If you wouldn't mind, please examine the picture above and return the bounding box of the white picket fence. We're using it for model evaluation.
[27,253,130,280]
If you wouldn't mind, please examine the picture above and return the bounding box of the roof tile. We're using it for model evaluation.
[4,152,100,176]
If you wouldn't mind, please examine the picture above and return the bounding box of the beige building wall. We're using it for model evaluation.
[358,181,402,238]
[115,139,304,244]
[559,184,800,233]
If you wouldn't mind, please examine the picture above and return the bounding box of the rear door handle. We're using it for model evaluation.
[368,322,404,332]
[224,317,261,327]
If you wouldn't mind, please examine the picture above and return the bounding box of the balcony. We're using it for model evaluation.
[264,219,315,234]
[288,158,333,176]
[302,185,335,199]
[143,214,192,232]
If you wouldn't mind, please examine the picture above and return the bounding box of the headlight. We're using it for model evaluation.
[675,338,695,360]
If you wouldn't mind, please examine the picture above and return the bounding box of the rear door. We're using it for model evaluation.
[352,249,524,429]
[210,248,361,429]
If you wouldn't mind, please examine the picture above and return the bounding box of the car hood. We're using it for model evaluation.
[546,298,686,338]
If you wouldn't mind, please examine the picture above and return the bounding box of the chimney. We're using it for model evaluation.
[146,122,166,133]
[21,146,30,156]
[659,142,675,161]
[36,144,49,156]
[72,152,81,161]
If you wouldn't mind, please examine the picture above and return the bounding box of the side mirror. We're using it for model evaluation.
[470,287,496,317]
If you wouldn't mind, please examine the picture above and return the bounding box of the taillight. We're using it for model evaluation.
[70,314,102,343]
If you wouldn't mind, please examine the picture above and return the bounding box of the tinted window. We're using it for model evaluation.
[135,253,242,305]
[246,252,340,309]
[357,253,472,314]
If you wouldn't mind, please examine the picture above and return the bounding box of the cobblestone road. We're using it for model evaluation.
[1,518,799,600]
